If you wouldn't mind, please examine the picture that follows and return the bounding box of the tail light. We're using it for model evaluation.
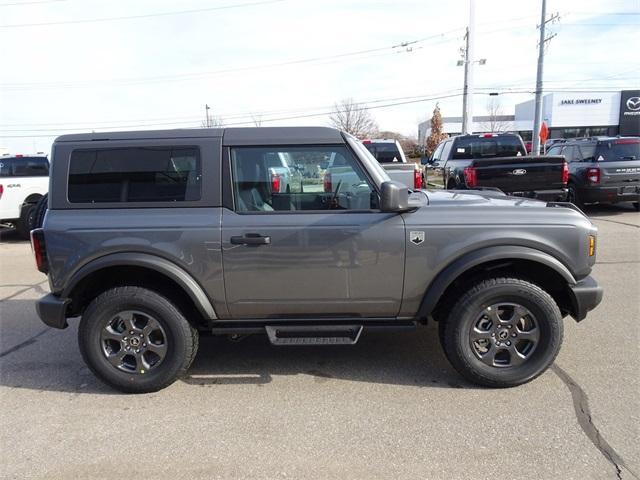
[323,172,332,192]
[561,161,569,184]
[30,228,49,274]
[0,184,3,200]
[362,139,371,144]
[413,169,423,189]
[587,167,600,185]
[270,172,281,193]
[463,166,477,188]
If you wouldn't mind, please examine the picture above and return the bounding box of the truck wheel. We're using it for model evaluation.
[16,202,37,239]
[31,193,48,230]
[78,286,199,393]
[567,183,583,208]
[440,277,563,388]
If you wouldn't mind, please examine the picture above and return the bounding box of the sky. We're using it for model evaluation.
[0,0,638,153]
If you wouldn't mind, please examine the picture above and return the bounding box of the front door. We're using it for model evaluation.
[221,144,406,319]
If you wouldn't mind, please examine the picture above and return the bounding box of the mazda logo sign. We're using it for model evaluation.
[512,169,527,176]
[626,97,640,111]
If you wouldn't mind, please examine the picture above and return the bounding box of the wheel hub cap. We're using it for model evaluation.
[469,303,540,368]
[99,310,168,374]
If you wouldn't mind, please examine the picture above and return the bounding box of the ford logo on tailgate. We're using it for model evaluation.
[512,169,527,175]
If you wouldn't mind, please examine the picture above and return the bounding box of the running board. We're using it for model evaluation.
[265,325,363,346]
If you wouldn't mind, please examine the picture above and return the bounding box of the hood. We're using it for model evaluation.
[422,189,546,208]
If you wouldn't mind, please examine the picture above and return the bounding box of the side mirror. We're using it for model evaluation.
[320,162,329,170]
[420,156,430,165]
[380,181,410,212]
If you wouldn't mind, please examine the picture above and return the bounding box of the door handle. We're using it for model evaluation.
[230,234,271,246]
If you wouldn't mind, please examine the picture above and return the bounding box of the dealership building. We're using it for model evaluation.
[418,89,640,144]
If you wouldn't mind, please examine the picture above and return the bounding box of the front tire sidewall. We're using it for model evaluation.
[444,281,563,387]
[79,288,194,393]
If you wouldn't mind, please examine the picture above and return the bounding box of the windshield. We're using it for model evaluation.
[365,143,402,163]
[595,139,640,162]
[345,136,390,185]
[452,136,525,159]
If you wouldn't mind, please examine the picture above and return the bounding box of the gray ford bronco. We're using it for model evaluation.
[31,127,603,393]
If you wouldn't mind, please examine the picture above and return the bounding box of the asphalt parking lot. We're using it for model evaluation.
[1,204,638,480]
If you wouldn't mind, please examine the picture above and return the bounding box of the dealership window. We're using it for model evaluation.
[68,147,201,203]
[230,145,376,212]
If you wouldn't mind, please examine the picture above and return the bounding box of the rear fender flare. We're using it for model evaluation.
[62,252,217,319]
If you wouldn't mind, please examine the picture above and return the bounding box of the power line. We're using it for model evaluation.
[0,0,285,28]
[0,0,65,6]
[0,32,462,91]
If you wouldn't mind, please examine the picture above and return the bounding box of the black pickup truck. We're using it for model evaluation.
[428,133,568,201]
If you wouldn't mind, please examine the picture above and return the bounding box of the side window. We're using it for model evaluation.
[431,142,444,161]
[562,146,576,163]
[546,146,562,156]
[579,145,596,161]
[68,146,201,203]
[230,145,376,212]
[0,158,14,177]
[440,140,453,161]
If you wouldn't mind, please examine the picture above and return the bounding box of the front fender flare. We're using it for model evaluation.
[62,252,217,319]
[417,245,576,318]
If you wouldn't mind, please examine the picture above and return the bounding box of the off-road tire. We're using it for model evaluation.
[567,183,583,209]
[440,277,563,388]
[16,202,37,239]
[79,286,199,393]
[31,193,48,230]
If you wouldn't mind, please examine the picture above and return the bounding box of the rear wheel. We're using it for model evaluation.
[440,277,563,387]
[567,183,583,208]
[16,202,37,239]
[78,286,199,393]
[31,193,48,230]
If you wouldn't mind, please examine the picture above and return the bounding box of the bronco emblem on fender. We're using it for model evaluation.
[410,231,425,245]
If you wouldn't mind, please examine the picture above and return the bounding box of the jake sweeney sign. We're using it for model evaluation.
[559,98,602,105]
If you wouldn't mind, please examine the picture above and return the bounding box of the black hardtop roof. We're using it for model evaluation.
[54,126,345,145]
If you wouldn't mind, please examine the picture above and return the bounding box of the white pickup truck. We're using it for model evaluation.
[362,139,423,189]
[0,154,49,238]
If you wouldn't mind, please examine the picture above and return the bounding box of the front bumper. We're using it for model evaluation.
[36,294,70,329]
[568,276,603,322]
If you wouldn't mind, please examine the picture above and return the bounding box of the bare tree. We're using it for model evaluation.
[328,98,378,139]
[201,115,224,128]
[481,97,510,133]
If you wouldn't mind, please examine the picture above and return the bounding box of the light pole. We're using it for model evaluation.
[458,0,486,135]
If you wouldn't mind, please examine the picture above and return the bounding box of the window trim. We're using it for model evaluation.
[225,143,383,215]
[66,144,203,207]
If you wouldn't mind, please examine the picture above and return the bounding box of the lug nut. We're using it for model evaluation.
[124,336,128,340]
[130,331,134,335]
[507,325,512,329]
[496,342,501,346]
[139,333,143,337]
[136,349,140,353]
[512,333,517,337]
[126,346,130,351]
[143,343,147,347]
[506,341,511,346]
[491,333,495,337]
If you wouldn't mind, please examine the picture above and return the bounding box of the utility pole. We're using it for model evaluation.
[532,0,559,154]
[461,26,472,135]
[205,104,211,128]
[458,0,485,135]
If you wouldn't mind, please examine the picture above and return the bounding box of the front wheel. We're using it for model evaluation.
[79,286,199,393]
[440,277,563,388]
